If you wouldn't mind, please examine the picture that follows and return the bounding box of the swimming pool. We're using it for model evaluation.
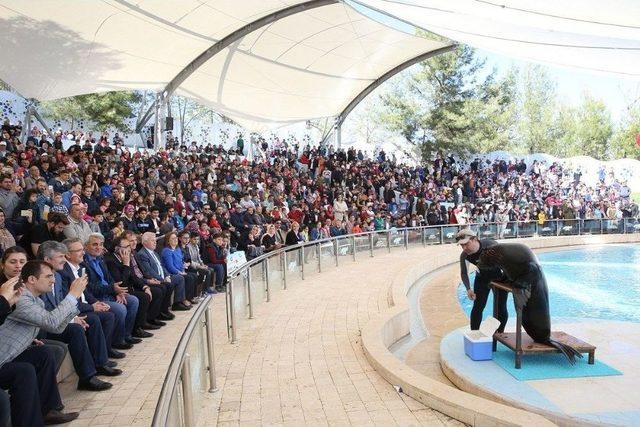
[457,244,640,323]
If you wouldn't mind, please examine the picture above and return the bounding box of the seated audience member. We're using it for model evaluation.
[136,232,189,312]
[0,260,95,424]
[162,232,198,306]
[63,203,92,242]
[123,231,170,324]
[204,233,227,292]
[83,233,142,348]
[0,246,68,371]
[183,231,217,294]
[37,241,119,389]
[260,224,282,253]
[285,221,304,245]
[133,207,153,234]
[105,235,161,334]
[20,212,69,259]
[0,209,16,254]
[59,238,125,360]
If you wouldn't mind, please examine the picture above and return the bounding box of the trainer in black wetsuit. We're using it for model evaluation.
[456,229,508,332]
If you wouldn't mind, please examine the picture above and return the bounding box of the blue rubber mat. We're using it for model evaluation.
[493,344,622,381]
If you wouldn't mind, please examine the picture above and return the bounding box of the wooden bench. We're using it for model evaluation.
[491,281,596,369]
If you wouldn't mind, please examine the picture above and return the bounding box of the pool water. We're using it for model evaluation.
[457,244,640,323]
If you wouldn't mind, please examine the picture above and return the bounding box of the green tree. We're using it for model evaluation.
[42,91,139,131]
[610,106,640,160]
[571,94,613,160]
[515,64,558,154]
[378,46,516,160]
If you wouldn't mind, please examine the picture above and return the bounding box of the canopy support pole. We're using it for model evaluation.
[154,92,163,150]
[19,106,31,142]
[320,44,456,146]
[31,107,52,138]
[336,123,342,149]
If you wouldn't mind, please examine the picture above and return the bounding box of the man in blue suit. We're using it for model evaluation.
[136,232,182,317]
[83,233,141,349]
[59,237,125,360]
[36,241,118,391]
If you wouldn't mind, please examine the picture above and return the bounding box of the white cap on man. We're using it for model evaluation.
[455,229,477,245]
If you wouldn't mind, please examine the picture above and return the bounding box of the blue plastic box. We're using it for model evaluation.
[463,317,500,361]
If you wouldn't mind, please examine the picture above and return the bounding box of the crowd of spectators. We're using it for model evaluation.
[0,117,638,425]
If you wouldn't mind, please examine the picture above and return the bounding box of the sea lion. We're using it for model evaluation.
[478,242,582,364]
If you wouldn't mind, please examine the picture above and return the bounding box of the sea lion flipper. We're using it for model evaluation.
[512,287,531,310]
[548,339,583,365]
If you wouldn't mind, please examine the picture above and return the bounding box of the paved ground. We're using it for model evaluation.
[60,308,194,426]
[58,248,465,426]
[199,249,465,426]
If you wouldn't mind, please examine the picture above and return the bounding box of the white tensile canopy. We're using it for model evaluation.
[351,0,640,78]
[0,0,638,132]
[0,0,452,130]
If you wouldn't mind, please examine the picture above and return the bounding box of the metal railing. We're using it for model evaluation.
[225,217,640,342]
[152,295,217,427]
[152,217,639,426]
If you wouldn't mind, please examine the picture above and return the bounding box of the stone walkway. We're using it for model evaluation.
[58,248,465,426]
[199,248,465,426]
[60,307,194,426]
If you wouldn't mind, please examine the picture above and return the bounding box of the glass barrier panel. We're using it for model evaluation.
[187,322,209,420]
[266,253,283,294]
[250,263,266,304]
[603,219,622,234]
[501,222,518,239]
[302,245,318,276]
[582,219,601,234]
[558,219,579,236]
[229,275,249,338]
[354,234,371,254]
[320,242,335,267]
[166,380,185,427]
[517,221,536,238]
[537,221,556,237]
[442,226,460,244]
[389,230,404,250]
[407,228,421,247]
[625,218,640,234]
[372,232,387,252]
[334,237,352,260]
[424,227,441,245]
[476,224,496,240]
[285,248,302,283]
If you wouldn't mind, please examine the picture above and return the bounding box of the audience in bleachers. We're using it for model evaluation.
[0,116,638,425]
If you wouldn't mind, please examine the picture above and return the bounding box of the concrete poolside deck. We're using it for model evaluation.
[58,234,640,426]
[59,248,465,427]
[199,249,465,426]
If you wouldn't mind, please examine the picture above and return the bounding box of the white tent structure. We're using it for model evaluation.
[350,0,640,78]
[0,0,453,142]
[1,0,639,147]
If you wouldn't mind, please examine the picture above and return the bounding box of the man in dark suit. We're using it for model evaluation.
[123,231,169,324]
[136,232,183,319]
[83,234,141,349]
[37,241,120,390]
[60,238,125,359]
[105,235,160,336]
